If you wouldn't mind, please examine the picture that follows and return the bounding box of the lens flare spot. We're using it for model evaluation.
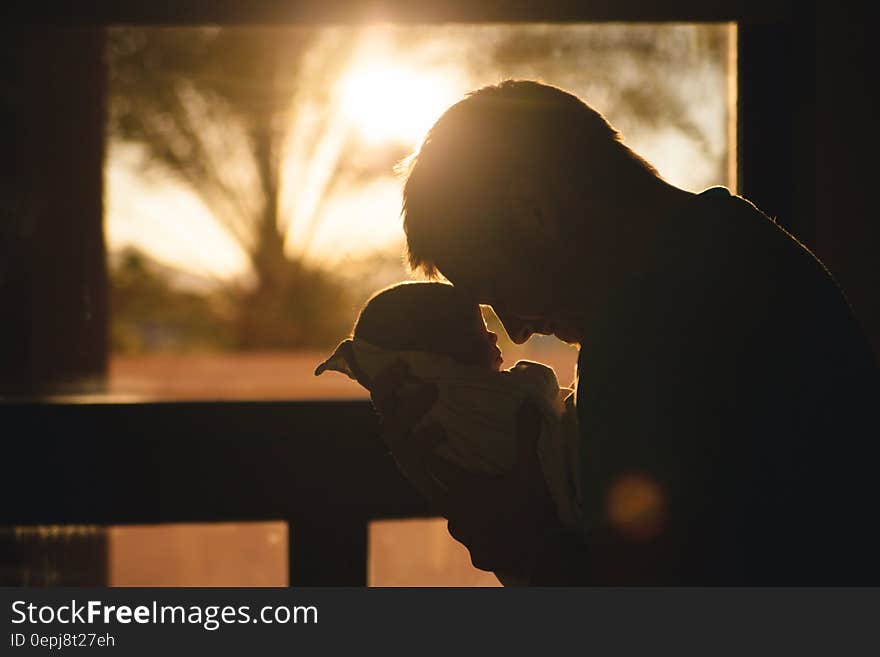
[607,473,666,539]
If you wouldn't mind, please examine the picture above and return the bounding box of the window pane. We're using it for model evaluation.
[109,522,288,587]
[369,518,501,587]
[98,22,735,401]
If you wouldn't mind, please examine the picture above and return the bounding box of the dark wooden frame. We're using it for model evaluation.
[3,401,429,585]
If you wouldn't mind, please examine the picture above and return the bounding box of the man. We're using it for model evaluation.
[373,80,879,584]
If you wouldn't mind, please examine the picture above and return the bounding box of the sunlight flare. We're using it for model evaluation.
[338,63,458,145]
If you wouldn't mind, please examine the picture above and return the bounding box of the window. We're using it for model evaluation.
[102,22,736,401]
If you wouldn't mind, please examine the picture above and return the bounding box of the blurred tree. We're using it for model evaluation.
[483,24,732,183]
[110,248,234,353]
[106,27,390,349]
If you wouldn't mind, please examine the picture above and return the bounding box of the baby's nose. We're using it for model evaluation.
[488,331,498,345]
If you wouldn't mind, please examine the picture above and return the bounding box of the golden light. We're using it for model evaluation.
[607,473,666,539]
[338,63,458,145]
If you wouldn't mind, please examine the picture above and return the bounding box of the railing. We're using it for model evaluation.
[1,401,432,585]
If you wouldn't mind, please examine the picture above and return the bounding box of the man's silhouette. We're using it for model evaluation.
[373,80,879,584]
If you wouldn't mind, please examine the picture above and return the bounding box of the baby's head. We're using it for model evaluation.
[354,282,503,371]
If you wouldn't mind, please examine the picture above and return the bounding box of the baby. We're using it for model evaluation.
[315,281,582,583]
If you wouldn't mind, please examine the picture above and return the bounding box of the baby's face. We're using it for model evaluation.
[455,305,503,371]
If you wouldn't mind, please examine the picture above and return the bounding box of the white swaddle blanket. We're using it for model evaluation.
[315,338,582,533]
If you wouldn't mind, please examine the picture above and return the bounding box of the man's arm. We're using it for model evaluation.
[369,359,701,585]
[433,399,563,580]
[529,525,684,585]
[528,530,591,585]
[371,362,577,575]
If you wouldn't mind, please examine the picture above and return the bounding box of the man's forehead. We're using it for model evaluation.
[436,258,490,299]
[441,276,487,306]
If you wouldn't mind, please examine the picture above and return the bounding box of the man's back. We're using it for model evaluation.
[575,187,880,584]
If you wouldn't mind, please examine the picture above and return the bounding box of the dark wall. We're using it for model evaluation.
[812,4,879,358]
[0,28,108,394]
[737,2,877,359]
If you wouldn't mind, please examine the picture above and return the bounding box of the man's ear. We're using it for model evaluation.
[505,176,561,245]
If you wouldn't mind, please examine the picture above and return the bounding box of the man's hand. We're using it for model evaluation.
[371,362,565,580]
[428,400,562,578]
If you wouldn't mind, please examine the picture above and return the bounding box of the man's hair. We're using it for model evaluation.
[353,281,476,353]
[400,80,660,278]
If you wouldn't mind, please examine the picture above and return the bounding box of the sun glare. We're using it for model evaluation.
[338,64,458,145]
